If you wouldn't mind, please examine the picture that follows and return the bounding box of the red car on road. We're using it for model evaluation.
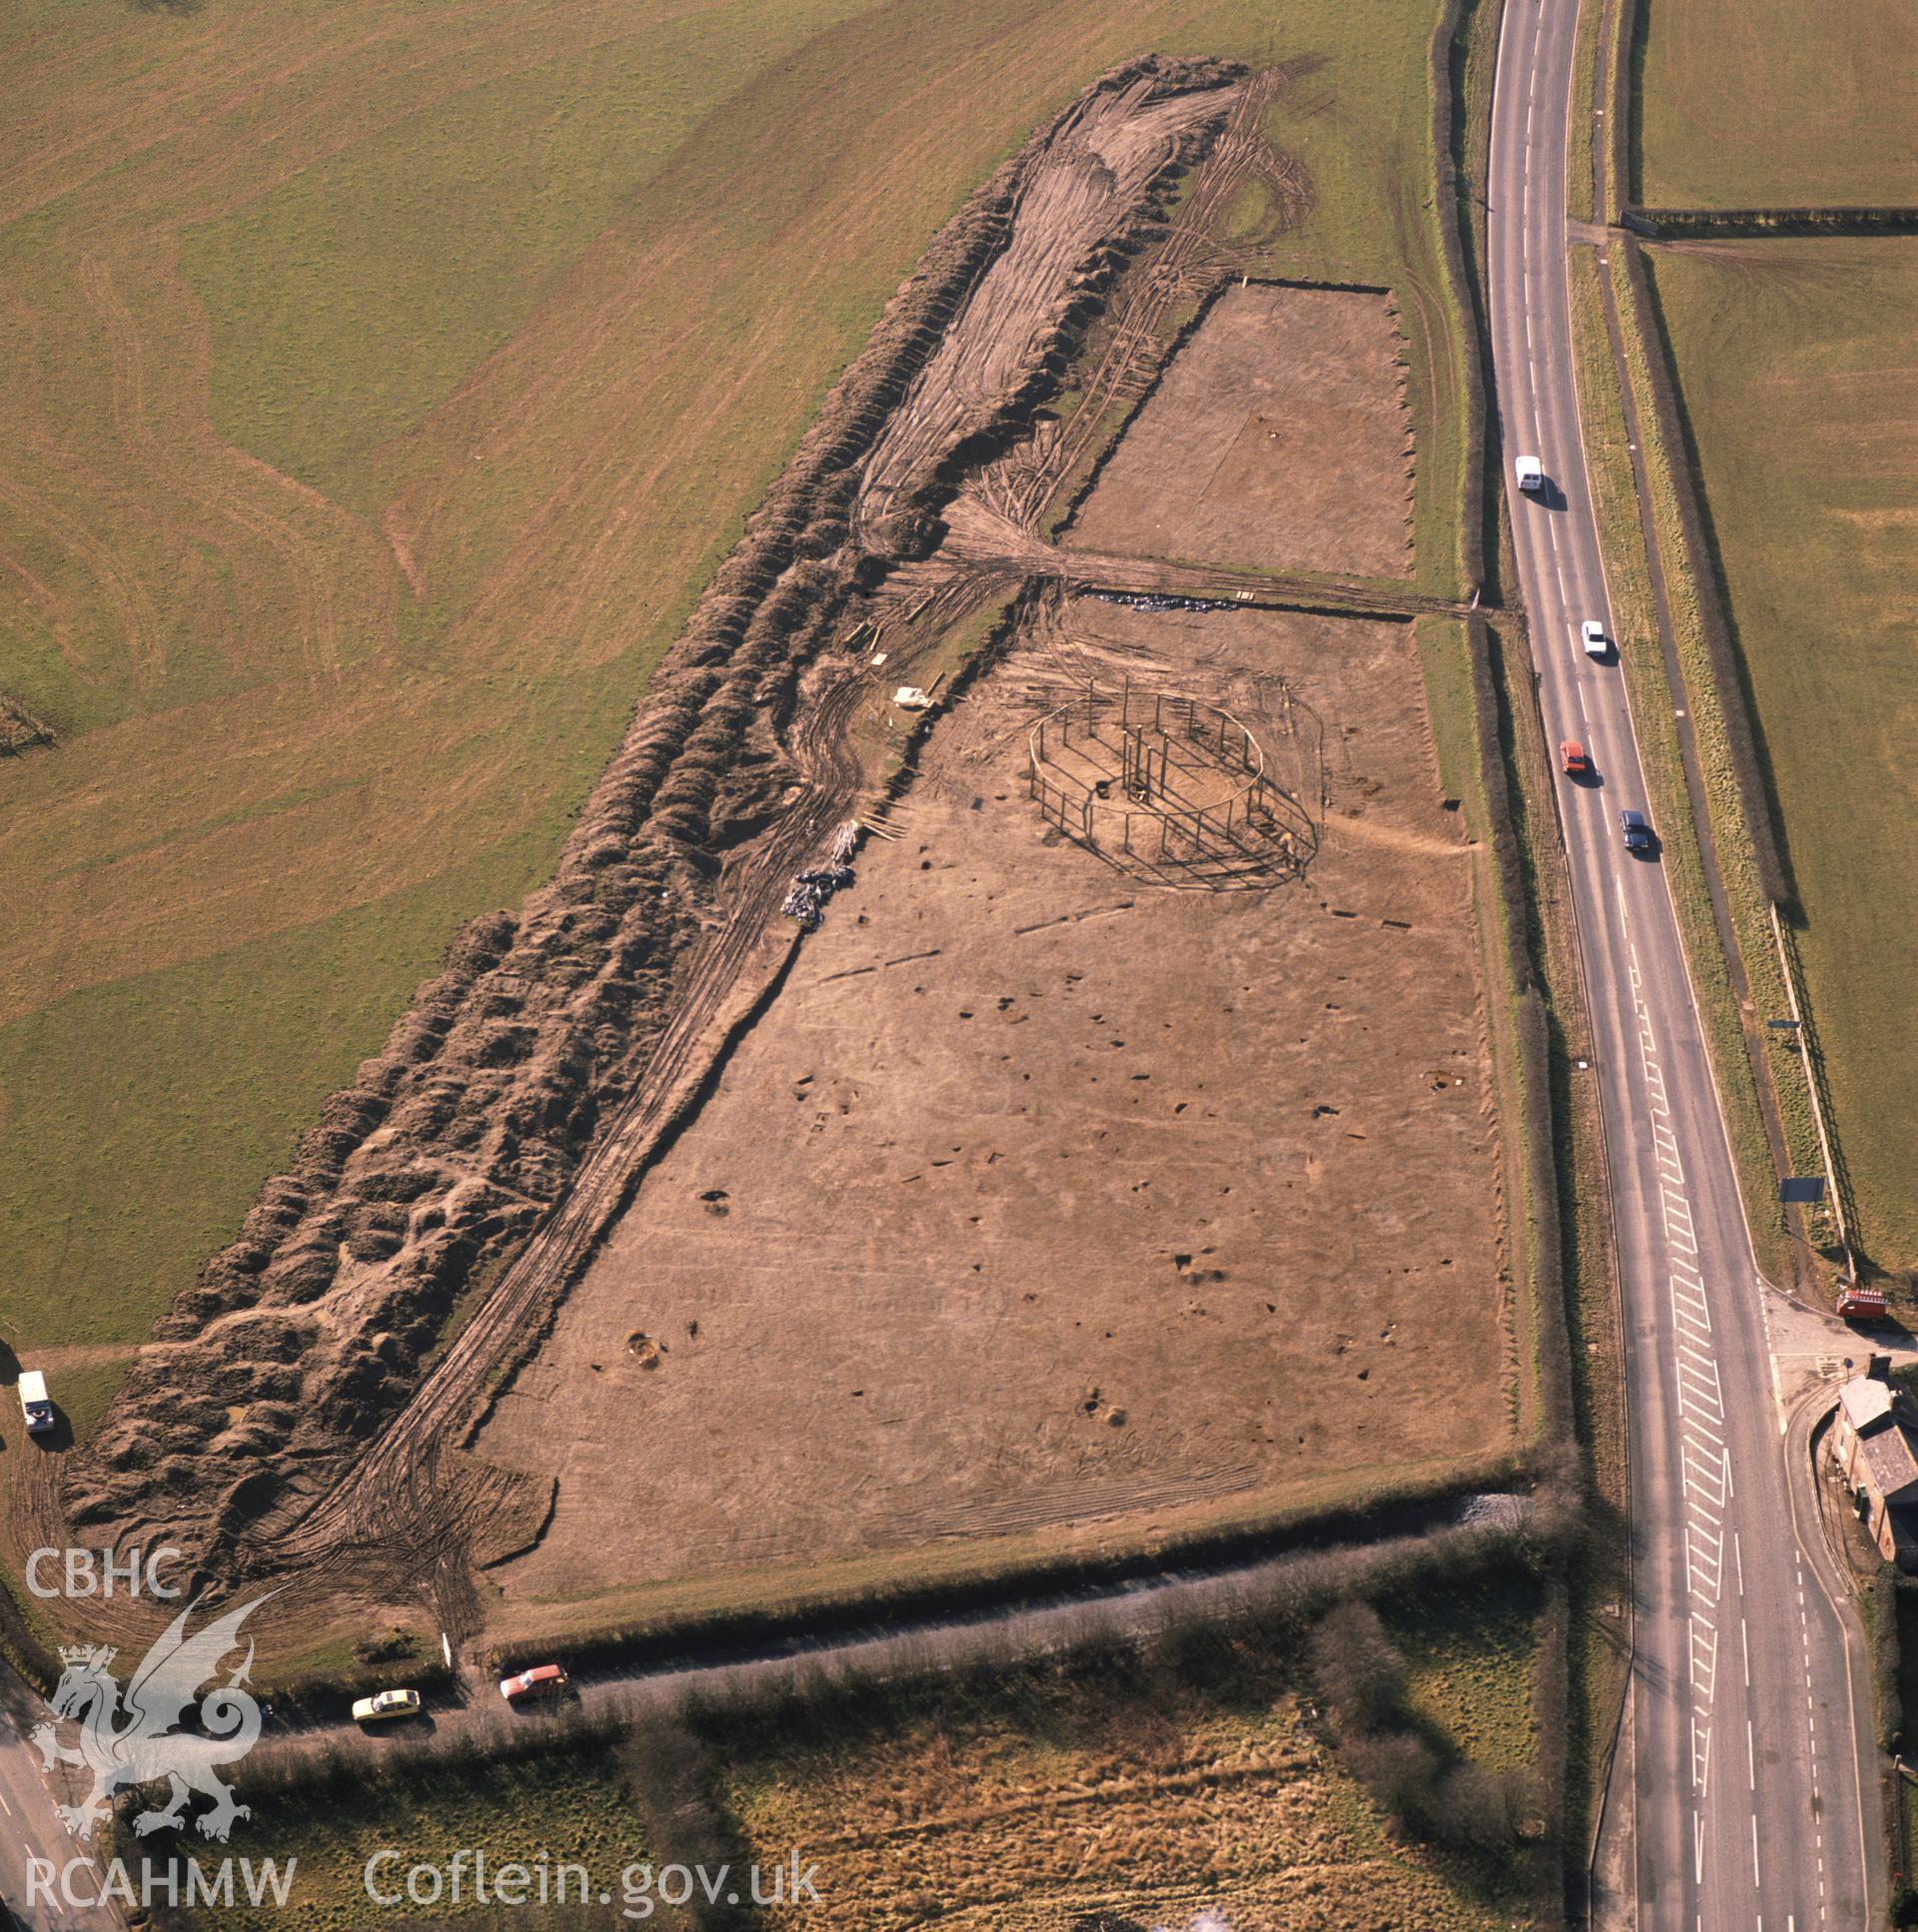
[498,1663,570,1705]
[1559,740,1591,776]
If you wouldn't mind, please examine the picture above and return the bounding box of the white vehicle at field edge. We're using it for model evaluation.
[17,1370,54,1436]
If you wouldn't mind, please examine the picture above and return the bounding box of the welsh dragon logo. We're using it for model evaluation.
[31,1594,272,1842]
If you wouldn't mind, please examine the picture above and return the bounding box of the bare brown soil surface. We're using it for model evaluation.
[1064,281,1415,578]
[477,595,1508,1614]
[856,72,1237,541]
[51,55,1248,1615]
[40,44,1494,1663]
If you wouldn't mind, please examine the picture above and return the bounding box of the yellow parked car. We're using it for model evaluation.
[351,1687,423,1724]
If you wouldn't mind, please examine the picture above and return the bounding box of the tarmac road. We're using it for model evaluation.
[0,1668,122,1932]
[1485,1,1881,1925]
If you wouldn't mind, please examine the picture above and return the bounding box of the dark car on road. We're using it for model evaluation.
[1619,809,1654,854]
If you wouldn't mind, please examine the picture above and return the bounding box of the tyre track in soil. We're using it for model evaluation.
[267,664,870,1623]
[1001,67,1296,531]
[47,57,1414,1646]
[237,64,1260,1630]
[78,255,358,688]
[279,56,1457,1625]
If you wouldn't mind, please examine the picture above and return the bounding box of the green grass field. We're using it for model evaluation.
[145,1748,650,1931]
[1634,0,1918,208]
[1646,238,1918,1275]
[172,1581,1540,1929]
[1,0,1476,1364]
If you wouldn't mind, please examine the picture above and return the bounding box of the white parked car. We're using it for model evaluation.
[1579,619,1608,658]
[1514,455,1545,492]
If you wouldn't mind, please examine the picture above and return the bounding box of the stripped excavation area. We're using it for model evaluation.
[50,56,1515,1652]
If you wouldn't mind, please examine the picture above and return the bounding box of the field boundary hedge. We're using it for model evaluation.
[0,1566,58,1695]
[239,1508,1577,1812]
[1431,0,1489,597]
[1443,0,1579,1891]
[1611,237,1788,905]
[484,1449,1536,1678]
[1463,613,1576,1453]
[1624,205,1918,239]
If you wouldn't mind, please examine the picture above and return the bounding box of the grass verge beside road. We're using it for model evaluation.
[1480,606,1628,1860]
[1561,244,1806,1284]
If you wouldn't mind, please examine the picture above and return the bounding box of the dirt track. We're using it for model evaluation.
[41,55,1252,1634]
[38,46,1487,1665]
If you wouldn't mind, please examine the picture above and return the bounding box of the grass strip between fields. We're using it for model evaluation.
[1563,0,1605,227]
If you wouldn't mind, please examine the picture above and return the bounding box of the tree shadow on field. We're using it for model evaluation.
[1309,1595,1545,1908]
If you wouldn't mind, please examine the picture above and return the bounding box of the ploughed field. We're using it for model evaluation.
[481,594,1509,1616]
[1063,281,1415,578]
[12,0,1508,1660]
